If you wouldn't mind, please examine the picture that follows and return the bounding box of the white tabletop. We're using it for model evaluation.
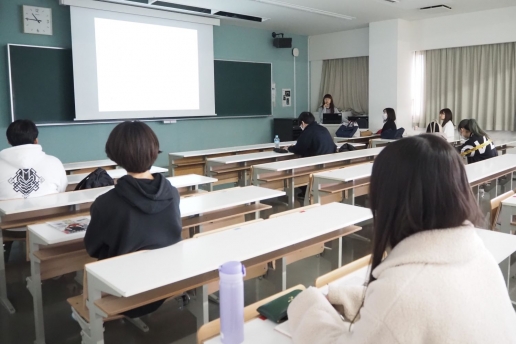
[501,195,516,208]
[465,154,516,184]
[86,203,372,297]
[254,148,383,172]
[63,159,116,171]
[207,151,294,164]
[67,166,168,185]
[28,219,88,246]
[169,142,297,159]
[167,174,217,189]
[313,163,373,183]
[206,318,290,344]
[0,187,113,216]
[180,186,284,218]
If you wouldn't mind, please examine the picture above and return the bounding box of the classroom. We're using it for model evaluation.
[1,0,516,343]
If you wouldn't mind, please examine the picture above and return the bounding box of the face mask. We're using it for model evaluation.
[382,113,387,121]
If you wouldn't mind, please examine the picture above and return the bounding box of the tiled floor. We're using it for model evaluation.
[0,196,372,344]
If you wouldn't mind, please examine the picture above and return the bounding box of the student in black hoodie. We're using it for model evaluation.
[84,121,182,317]
[458,119,497,164]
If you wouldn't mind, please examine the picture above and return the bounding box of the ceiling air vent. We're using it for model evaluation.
[212,11,267,23]
[152,1,211,14]
[420,5,452,13]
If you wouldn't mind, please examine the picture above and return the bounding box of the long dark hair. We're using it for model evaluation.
[368,135,483,283]
[440,108,454,127]
[458,119,489,139]
[383,108,396,122]
[321,94,335,114]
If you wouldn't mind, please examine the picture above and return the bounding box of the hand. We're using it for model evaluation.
[32,13,41,23]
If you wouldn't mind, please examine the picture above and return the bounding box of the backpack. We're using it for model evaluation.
[426,122,442,133]
[338,143,357,152]
[381,128,405,140]
[74,168,115,191]
[336,123,358,138]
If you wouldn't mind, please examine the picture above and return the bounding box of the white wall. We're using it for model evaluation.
[310,60,323,112]
[412,6,516,51]
[308,28,369,61]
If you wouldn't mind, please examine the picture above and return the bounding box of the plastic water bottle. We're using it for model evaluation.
[219,261,246,344]
[274,135,280,149]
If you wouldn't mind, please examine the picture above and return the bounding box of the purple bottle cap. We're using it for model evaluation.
[219,261,246,276]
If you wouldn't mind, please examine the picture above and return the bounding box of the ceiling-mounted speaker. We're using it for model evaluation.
[273,38,292,48]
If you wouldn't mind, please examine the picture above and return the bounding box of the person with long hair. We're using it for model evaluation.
[317,94,339,123]
[379,107,397,138]
[458,119,497,164]
[288,135,516,343]
[439,108,455,138]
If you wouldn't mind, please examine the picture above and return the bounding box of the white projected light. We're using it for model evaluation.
[94,18,199,112]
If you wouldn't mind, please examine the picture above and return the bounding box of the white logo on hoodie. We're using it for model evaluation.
[8,168,45,198]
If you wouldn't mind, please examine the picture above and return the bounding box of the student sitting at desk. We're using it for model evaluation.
[85,121,182,317]
[458,119,497,164]
[378,108,397,138]
[0,119,67,200]
[288,112,336,157]
[288,134,516,343]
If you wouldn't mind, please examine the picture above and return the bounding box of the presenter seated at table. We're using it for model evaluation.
[84,121,182,318]
[288,112,337,158]
[458,119,497,164]
[288,134,516,344]
[317,94,340,123]
[0,119,67,201]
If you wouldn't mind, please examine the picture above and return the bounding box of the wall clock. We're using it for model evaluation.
[23,5,52,35]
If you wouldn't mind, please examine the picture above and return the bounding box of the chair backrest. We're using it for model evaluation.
[490,190,515,230]
[197,284,306,344]
[315,254,371,288]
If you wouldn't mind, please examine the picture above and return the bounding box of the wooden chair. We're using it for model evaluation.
[315,254,371,288]
[490,190,515,230]
[197,284,306,344]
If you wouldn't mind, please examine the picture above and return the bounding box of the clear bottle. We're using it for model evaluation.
[219,261,246,344]
[274,135,280,149]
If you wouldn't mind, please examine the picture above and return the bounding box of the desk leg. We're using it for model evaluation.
[500,207,515,294]
[286,176,295,209]
[87,281,105,344]
[0,229,15,314]
[190,285,209,329]
[344,188,355,206]
[265,258,287,292]
[325,237,342,270]
[28,235,45,344]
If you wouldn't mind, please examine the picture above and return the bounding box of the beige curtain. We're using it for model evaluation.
[319,57,369,114]
[422,42,516,130]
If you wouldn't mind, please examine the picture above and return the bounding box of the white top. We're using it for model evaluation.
[85,203,372,297]
[67,166,168,185]
[313,163,373,183]
[179,186,284,218]
[442,121,455,138]
[63,159,116,171]
[464,154,516,184]
[254,148,383,172]
[169,142,297,159]
[207,151,294,165]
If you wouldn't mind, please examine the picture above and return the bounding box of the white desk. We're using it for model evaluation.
[333,134,379,144]
[66,166,168,186]
[167,174,217,190]
[312,163,373,205]
[465,154,516,199]
[169,141,297,177]
[83,203,372,343]
[63,159,116,173]
[252,148,383,208]
[205,228,516,343]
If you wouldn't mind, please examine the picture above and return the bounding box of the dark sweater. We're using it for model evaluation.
[459,134,498,164]
[382,119,397,133]
[288,122,336,157]
[84,173,182,318]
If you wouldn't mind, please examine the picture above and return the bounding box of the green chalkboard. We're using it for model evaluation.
[214,60,271,116]
[8,44,75,123]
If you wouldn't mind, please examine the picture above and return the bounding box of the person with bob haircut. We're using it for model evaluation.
[458,119,497,164]
[288,134,516,343]
[84,121,182,317]
[381,107,397,133]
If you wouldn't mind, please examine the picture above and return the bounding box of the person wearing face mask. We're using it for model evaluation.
[288,112,337,158]
[458,119,497,164]
[380,108,397,134]
[317,94,340,123]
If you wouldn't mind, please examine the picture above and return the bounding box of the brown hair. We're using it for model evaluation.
[439,108,454,128]
[105,121,160,173]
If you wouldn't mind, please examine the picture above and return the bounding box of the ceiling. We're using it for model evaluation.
[149,0,516,36]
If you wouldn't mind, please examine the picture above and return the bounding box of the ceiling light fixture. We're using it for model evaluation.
[250,0,355,20]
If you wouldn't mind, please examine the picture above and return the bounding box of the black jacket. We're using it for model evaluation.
[84,173,182,318]
[382,119,397,133]
[288,122,336,157]
[459,134,498,164]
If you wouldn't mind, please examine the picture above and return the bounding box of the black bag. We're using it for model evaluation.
[338,143,357,152]
[336,123,358,138]
[381,128,405,140]
[74,168,115,191]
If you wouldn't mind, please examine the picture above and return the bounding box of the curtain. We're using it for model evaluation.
[421,42,516,130]
[319,57,369,114]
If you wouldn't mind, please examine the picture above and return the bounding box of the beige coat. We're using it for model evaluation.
[288,224,516,343]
